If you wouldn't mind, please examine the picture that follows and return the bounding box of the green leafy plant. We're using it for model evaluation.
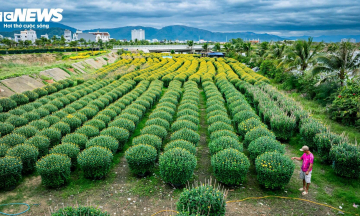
[62,115,82,131]
[86,135,119,154]
[100,127,129,150]
[76,125,100,138]
[84,119,106,131]
[0,144,10,157]
[171,120,198,132]
[164,140,197,155]
[0,133,27,147]
[125,144,157,176]
[5,115,28,127]
[208,122,234,134]
[145,118,170,130]
[36,153,71,188]
[170,128,200,146]
[0,156,22,190]
[208,136,243,155]
[243,126,275,148]
[108,118,136,133]
[329,143,360,178]
[248,136,285,160]
[159,148,197,186]
[314,132,346,163]
[176,184,226,216]
[10,93,29,106]
[210,129,238,141]
[0,98,17,111]
[37,128,62,147]
[255,152,295,189]
[238,117,265,138]
[0,122,15,136]
[140,125,168,140]
[132,134,162,153]
[25,135,50,158]
[51,122,71,136]
[78,146,113,180]
[13,125,39,138]
[43,115,61,126]
[51,206,110,216]
[6,144,39,174]
[211,148,250,185]
[23,91,39,102]
[50,143,80,169]
[270,114,296,141]
[300,119,327,149]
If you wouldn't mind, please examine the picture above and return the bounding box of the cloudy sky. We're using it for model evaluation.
[2,0,360,36]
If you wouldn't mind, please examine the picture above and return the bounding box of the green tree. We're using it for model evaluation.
[312,41,360,86]
[171,49,175,54]
[223,43,234,54]
[281,37,323,74]
[242,42,252,57]
[202,43,209,52]
[187,40,194,53]
[60,36,66,46]
[213,43,221,52]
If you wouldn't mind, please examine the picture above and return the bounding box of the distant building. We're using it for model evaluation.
[14,29,37,43]
[41,34,49,39]
[152,39,158,43]
[88,31,111,42]
[131,29,145,41]
[64,29,72,42]
[77,33,96,42]
[248,38,260,44]
[341,38,356,43]
[73,30,83,41]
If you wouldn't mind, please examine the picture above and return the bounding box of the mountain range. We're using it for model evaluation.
[0,22,358,42]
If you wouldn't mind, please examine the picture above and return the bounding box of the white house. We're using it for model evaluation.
[88,31,111,42]
[64,29,72,42]
[131,29,145,41]
[14,29,37,43]
[73,30,83,41]
[41,34,49,39]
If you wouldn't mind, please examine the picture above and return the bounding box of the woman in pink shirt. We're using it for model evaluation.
[291,146,314,195]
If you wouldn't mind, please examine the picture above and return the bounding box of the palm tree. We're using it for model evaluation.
[213,43,221,52]
[223,43,234,54]
[281,37,323,74]
[187,40,194,53]
[312,41,360,86]
[202,43,209,52]
[242,42,252,57]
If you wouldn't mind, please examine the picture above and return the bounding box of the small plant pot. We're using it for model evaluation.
[45,79,54,84]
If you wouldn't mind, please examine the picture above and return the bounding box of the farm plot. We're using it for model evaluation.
[0,54,359,216]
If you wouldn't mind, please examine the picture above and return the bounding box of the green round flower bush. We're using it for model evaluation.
[23,91,39,102]
[207,110,227,119]
[248,136,285,161]
[238,117,266,138]
[41,104,59,113]
[51,122,71,136]
[84,119,106,131]
[0,144,10,157]
[72,113,87,123]
[0,98,17,112]
[255,152,295,189]
[93,114,111,126]
[270,115,296,141]
[61,133,88,150]
[6,144,39,174]
[36,153,71,188]
[99,109,117,120]
[37,128,62,147]
[140,125,167,140]
[51,206,110,216]
[208,122,234,134]
[170,128,200,146]
[62,107,76,114]
[19,104,35,112]
[68,102,84,111]
[61,115,82,131]
[0,122,15,136]
[49,100,64,109]
[13,125,39,138]
[33,88,48,97]
[164,140,196,155]
[177,115,200,125]
[25,135,50,157]
[100,127,129,150]
[125,144,157,176]
[50,143,80,168]
[79,107,97,119]
[145,118,170,130]
[76,125,100,138]
[9,108,26,116]
[178,103,199,112]
[52,111,68,119]
[10,93,29,106]
[233,111,260,126]
[43,115,61,126]
[159,148,197,186]
[207,115,231,126]
[21,111,41,122]
[36,97,50,105]
[171,120,198,132]
[56,97,70,106]
[314,132,346,163]
[300,120,327,149]
[209,130,238,141]
[206,104,227,114]
[78,146,113,180]
[29,119,50,130]
[0,113,12,122]
[176,184,226,216]
[116,113,139,125]
[0,156,22,190]
[211,148,250,185]
[6,115,28,127]
[208,136,243,155]
[329,143,360,178]
[86,135,119,154]
[30,102,42,109]
[33,108,50,117]
[244,126,275,148]
[132,134,162,153]
[108,118,136,133]
[177,109,199,118]
[107,105,121,115]
[0,133,26,147]
[149,111,173,123]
